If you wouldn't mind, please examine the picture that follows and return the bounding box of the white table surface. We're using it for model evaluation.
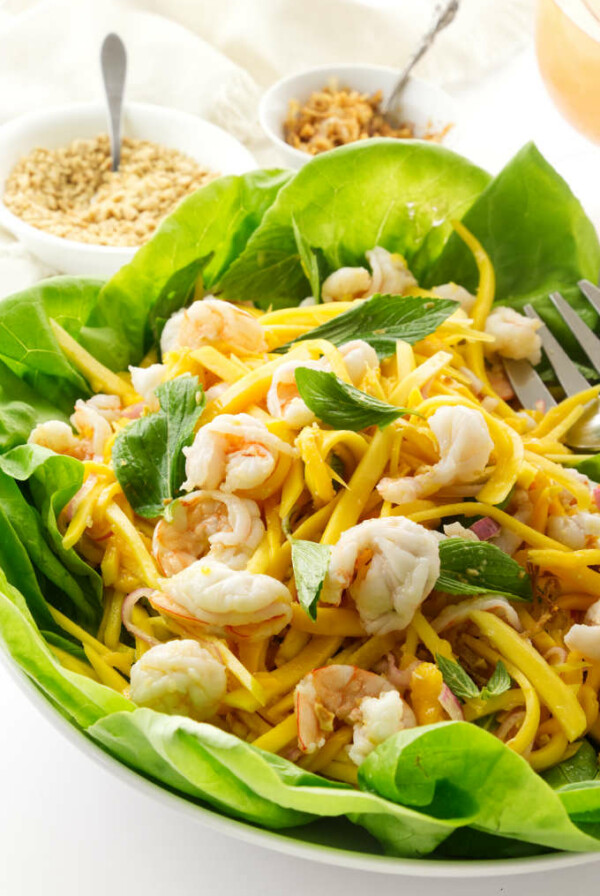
[2,37,600,896]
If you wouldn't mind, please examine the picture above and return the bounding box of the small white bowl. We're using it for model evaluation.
[0,102,257,279]
[259,64,456,170]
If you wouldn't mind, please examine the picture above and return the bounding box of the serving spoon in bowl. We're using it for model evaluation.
[382,0,460,128]
[100,33,127,171]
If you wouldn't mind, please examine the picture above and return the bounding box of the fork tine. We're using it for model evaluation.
[549,291,600,377]
[578,279,600,316]
[524,303,589,396]
[503,358,557,411]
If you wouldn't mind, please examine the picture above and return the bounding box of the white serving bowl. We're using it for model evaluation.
[259,64,457,170]
[0,102,257,279]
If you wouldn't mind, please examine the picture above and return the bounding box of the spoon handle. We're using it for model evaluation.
[100,33,127,172]
[384,0,459,123]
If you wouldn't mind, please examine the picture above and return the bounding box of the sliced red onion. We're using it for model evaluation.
[63,475,96,523]
[438,684,464,721]
[593,486,600,511]
[470,517,501,541]
[122,588,159,646]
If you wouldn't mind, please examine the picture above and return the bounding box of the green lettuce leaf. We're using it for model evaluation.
[295,368,412,431]
[274,293,458,357]
[290,539,331,620]
[112,376,205,519]
[544,741,600,790]
[219,140,490,308]
[95,171,291,369]
[436,538,533,600]
[428,143,600,377]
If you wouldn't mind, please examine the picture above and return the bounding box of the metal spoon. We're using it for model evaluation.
[100,33,127,171]
[382,0,460,128]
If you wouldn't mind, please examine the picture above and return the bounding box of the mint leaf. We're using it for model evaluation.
[295,368,413,431]
[436,538,532,601]
[480,661,511,701]
[436,654,480,701]
[274,294,458,358]
[112,375,205,518]
[290,539,331,620]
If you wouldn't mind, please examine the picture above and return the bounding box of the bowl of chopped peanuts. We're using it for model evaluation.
[260,63,456,169]
[0,101,257,279]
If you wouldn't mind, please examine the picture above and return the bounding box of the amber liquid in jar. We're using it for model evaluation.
[536,0,600,142]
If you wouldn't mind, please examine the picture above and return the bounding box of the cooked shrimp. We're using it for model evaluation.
[565,599,600,660]
[295,665,414,762]
[378,406,493,505]
[547,511,600,550]
[129,639,227,720]
[266,359,323,428]
[321,517,440,634]
[366,247,417,296]
[433,282,476,313]
[321,247,416,303]
[152,490,264,576]
[266,341,378,428]
[490,488,532,555]
[183,413,296,493]
[484,307,542,365]
[129,363,166,411]
[160,297,267,355]
[149,558,293,641]
[28,393,121,461]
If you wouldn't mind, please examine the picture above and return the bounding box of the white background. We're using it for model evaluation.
[2,28,600,896]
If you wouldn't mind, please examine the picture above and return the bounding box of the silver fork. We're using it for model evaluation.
[503,279,600,451]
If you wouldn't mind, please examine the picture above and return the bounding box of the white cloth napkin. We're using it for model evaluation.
[0,0,534,290]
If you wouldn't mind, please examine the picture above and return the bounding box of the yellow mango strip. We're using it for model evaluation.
[530,405,586,445]
[264,325,316,349]
[237,709,271,738]
[99,590,124,650]
[412,610,454,661]
[290,605,366,638]
[95,481,123,519]
[524,451,592,509]
[279,459,305,519]
[469,610,587,741]
[347,632,398,670]
[238,639,269,674]
[463,688,525,721]
[530,385,600,439]
[300,727,353,773]
[259,302,356,327]
[105,502,161,589]
[545,454,596,466]
[586,661,600,692]
[395,340,416,380]
[322,759,358,785]
[401,625,419,666]
[528,551,600,597]
[48,645,98,680]
[388,351,453,407]
[103,650,134,676]
[251,713,298,753]
[275,628,311,666]
[265,499,283,557]
[203,635,266,705]
[321,427,394,544]
[48,605,114,657]
[297,427,336,506]
[529,735,570,772]
[319,430,368,466]
[246,532,272,575]
[224,636,343,712]
[556,593,598,612]
[579,683,600,730]
[130,604,153,659]
[517,608,558,657]
[411,663,447,726]
[263,692,295,724]
[409,502,567,550]
[50,319,138,404]
[62,478,107,550]
[463,633,540,754]
[83,645,129,693]
[202,351,310,422]
[100,541,120,589]
[531,548,600,570]
[190,346,248,382]
[299,339,351,383]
